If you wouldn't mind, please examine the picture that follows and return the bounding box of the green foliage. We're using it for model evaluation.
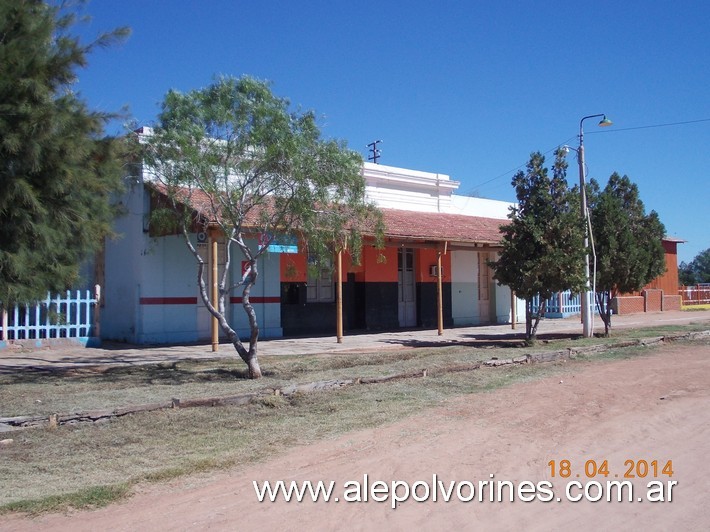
[0,0,129,305]
[142,76,382,264]
[489,150,585,339]
[679,248,710,285]
[589,173,666,334]
[140,75,383,377]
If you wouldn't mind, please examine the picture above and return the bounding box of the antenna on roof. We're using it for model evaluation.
[367,140,382,164]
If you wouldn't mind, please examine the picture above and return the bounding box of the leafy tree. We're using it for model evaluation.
[0,0,129,305]
[679,248,710,285]
[692,249,710,283]
[588,173,666,335]
[490,150,585,341]
[141,76,383,379]
[678,261,695,286]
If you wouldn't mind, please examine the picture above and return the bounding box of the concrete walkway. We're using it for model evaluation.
[1,310,708,372]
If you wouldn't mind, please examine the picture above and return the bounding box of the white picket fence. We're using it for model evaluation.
[1,288,100,344]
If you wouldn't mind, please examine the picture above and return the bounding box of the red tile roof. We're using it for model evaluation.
[148,182,509,245]
[381,208,507,245]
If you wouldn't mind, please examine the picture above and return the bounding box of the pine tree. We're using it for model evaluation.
[0,0,129,305]
[490,150,586,341]
[589,173,666,335]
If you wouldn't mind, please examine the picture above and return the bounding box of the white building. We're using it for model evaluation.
[98,158,523,344]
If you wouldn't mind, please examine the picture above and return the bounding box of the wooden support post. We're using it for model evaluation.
[437,248,444,336]
[211,234,219,352]
[336,248,343,343]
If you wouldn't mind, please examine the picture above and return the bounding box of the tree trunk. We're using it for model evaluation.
[530,299,546,341]
[525,298,546,342]
[240,259,262,378]
[246,349,262,379]
[525,298,534,340]
[596,291,613,337]
[188,239,263,379]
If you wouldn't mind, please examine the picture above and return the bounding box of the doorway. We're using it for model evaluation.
[398,248,416,327]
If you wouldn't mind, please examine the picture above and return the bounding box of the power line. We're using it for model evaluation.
[587,117,710,134]
[469,135,577,191]
[470,118,710,192]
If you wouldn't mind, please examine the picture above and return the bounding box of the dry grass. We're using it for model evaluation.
[0,323,707,514]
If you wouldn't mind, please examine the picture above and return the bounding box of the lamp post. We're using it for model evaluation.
[577,114,612,337]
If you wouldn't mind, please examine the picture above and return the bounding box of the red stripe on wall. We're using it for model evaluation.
[230,296,281,304]
[140,296,280,305]
[139,297,198,305]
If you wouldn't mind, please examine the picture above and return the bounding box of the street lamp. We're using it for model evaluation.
[577,114,612,337]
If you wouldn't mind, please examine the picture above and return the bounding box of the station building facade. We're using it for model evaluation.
[100,159,524,344]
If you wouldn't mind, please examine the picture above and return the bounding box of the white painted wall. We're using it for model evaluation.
[363,162,459,213]
[137,234,201,344]
[226,239,283,340]
[449,195,513,219]
[450,249,479,326]
[102,180,148,343]
[102,161,284,344]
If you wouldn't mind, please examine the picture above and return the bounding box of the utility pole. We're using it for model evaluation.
[577,114,612,337]
[367,140,382,164]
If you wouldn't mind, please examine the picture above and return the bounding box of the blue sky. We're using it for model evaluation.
[74,0,709,263]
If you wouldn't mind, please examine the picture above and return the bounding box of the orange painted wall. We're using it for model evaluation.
[416,248,451,283]
[280,246,455,285]
[644,240,679,293]
[361,246,398,282]
[346,250,364,274]
[280,249,364,283]
[280,253,307,282]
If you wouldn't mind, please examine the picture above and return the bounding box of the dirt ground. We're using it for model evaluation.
[4,342,709,531]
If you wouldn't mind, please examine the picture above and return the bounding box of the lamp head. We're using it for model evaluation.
[560,145,578,155]
[598,116,613,127]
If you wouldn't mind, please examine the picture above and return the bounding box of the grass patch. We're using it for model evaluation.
[0,484,130,516]
[0,323,707,515]
[683,304,710,311]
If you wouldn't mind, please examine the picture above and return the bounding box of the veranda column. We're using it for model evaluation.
[336,248,343,343]
[437,248,444,335]
[209,228,219,352]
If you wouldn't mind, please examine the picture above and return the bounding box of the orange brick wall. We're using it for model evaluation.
[643,289,662,312]
[613,292,682,314]
[663,295,682,311]
[612,296,645,315]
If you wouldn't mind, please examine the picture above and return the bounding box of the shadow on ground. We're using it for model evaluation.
[383,332,582,349]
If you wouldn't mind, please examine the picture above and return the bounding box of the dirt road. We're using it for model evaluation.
[4,342,709,531]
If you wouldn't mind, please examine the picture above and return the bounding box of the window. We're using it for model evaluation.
[307,256,334,302]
